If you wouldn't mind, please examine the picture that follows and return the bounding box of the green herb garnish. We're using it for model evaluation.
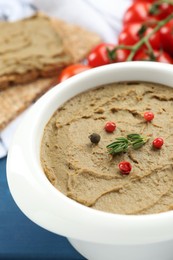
[107,134,149,155]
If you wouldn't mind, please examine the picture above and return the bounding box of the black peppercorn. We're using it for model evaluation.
[89,133,101,144]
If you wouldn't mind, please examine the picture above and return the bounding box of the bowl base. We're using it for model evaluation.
[68,238,173,260]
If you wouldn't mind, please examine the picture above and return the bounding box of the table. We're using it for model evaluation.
[0,157,85,259]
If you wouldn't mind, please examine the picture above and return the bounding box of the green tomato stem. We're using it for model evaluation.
[145,40,155,58]
[127,12,173,61]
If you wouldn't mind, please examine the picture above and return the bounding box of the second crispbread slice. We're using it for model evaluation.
[0,13,101,90]
[0,77,57,130]
[51,18,101,63]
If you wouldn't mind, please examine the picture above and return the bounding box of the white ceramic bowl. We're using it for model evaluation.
[7,62,173,260]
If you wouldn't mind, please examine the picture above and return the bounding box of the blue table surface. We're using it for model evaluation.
[0,157,85,259]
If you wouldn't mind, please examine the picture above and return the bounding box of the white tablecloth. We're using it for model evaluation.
[0,0,131,158]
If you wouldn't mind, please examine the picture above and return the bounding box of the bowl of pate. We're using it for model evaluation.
[7,62,173,260]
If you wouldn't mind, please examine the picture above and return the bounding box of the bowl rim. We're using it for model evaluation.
[7,61,173,245]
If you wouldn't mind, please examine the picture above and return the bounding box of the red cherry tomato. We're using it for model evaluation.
[119,23,161,50]
[160,20,173,57]
[156,51,173,63]
[58,64,91,82]
[154,3,173,20]
[134,49,173,64]
[113,48,130,62]
[87,43,129,68]
[87,43,114,67]
[123,1,173,25]
[123,2,152,25]
[144,27,161,50]
[134,50,146,61]
[119,23,141,46]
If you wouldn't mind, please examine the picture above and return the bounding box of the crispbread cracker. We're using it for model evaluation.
[51,18,101,63]
[0,13,101,89]
[0,77,57,130]
[0,13,101,129]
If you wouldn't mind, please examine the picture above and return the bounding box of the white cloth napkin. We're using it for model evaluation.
[0,0,131,158]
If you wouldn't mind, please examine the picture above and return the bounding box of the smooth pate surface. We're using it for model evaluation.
[41,82,173,215]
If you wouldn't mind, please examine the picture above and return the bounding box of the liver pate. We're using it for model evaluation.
[0,15,71,76]
[41,82,173,215]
